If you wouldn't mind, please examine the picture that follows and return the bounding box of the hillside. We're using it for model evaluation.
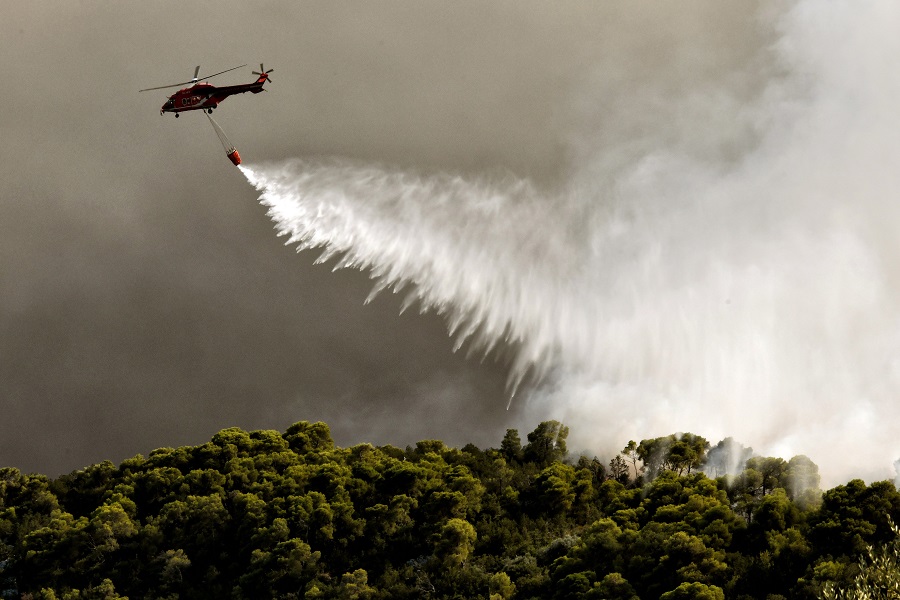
[2,421,898,599]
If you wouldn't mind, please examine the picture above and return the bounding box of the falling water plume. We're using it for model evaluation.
[240,1,900,486]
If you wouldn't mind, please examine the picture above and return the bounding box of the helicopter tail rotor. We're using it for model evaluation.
[252,63,274,83]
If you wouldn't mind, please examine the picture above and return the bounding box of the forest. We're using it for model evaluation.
[2,420,899,599]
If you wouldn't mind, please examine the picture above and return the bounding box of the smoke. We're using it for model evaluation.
[241,1,900,486]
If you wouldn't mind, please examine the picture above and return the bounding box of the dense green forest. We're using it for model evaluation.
[2,420,899,599]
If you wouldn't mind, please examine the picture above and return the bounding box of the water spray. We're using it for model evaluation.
[238,1,900,486]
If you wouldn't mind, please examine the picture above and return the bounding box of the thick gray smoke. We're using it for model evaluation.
[242,1,900,486]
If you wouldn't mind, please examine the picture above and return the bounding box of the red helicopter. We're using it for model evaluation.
[140,64,273,117]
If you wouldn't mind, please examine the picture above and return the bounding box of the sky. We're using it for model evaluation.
[4,2,900,486]
[1,1,604,475]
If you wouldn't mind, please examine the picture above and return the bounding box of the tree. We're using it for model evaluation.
[660,582,725,600]
[753,488,798,533]
[336,568,375,600]
[622,441,642,480]
[589,572,639,600]
[669,433,710,475]
[637,433,710,478]
[787,455,822,509]
[236,538,322,597]
[489,572,515,600]
[523,421,568,466]
[553,571,592,599]
[608,455,630,484]
[809,479,900,557]
[576,455,606,487]
[283,421,335,455]
[575,518,624,575]
[158,548,191,589]
[500,429,523,463]
[703,437,753,478]
[745,456,789,497]
[434,518,477,568]
[820,521,900,600]
[531,464,577,514]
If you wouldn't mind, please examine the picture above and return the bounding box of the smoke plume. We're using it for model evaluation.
[242,1,900,486]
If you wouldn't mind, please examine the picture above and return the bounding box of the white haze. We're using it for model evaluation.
[242,1,900,487]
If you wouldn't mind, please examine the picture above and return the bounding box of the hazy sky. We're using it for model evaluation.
[3,1,634,474]
[7,2,895,485]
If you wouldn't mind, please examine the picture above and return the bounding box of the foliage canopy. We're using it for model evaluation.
[1,421,897,599]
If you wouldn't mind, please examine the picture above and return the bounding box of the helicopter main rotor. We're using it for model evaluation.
[139,64,247,93]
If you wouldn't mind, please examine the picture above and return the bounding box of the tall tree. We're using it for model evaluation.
[703,437,753,478]
[787,455,822,508]
[500,429,523,463]
[638,433,710,478]
[622,440,642,480]
[523,421,568,466]
[608,455,630,484]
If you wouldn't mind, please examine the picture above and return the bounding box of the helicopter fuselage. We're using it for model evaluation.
[161,76,268,116]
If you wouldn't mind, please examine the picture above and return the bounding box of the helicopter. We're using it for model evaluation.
[140,64,273,117]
